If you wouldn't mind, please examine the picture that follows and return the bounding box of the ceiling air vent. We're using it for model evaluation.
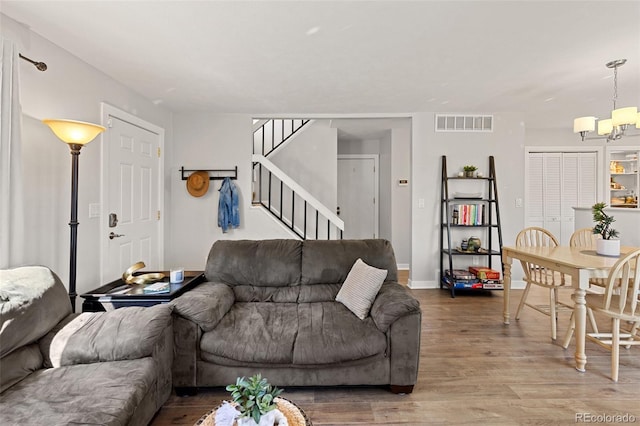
[435,114,493,132]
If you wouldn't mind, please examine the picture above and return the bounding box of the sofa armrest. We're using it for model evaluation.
[370,282,420,332]
[170,282,235,331]
[39,304,173,367]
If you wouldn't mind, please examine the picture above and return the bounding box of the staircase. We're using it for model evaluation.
[252,119,344,240]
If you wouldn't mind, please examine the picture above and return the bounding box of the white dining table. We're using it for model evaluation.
[501,245,635,372]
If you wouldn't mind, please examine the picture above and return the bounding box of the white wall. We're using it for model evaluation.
[337,127,412,268]
[390,126,411,268]
[410,113,526,288]
[2,15,173,310]
[269,120,338,223]
[168,113,295,270]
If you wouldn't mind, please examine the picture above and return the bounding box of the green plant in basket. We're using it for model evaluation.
[226,374,283,424]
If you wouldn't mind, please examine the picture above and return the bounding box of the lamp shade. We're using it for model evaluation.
[573,116,596,133]
[43,119,105,145]
[611,107,638,126]
[637,112,640,129]
[597,119,613,136]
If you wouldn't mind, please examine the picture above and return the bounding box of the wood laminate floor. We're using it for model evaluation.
[151,285,640,426]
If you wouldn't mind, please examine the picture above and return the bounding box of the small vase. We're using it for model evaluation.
[596,239,620,257]
[465,171,475,178]
[467,236,482,252]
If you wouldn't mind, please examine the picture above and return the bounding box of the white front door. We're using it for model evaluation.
[338,155,378,239]
[101,106,164,282]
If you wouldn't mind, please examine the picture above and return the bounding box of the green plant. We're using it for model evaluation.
[226,374,283,423]
[463,165,477,172]
[592,202,619,240]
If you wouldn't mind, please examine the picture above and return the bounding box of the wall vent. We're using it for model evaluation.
[435,114,493,132]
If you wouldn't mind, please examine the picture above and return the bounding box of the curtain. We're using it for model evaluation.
[0,37,25,268]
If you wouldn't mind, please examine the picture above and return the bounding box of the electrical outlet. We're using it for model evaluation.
[472,256,480,265]
[418,198,425,208]
[515,198,523,208]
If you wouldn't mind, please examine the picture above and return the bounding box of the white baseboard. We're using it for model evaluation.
[397,263,409,270]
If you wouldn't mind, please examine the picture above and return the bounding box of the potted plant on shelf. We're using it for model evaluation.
[463,165,477,178]
[226,374,285,426]
[592,202,620,256]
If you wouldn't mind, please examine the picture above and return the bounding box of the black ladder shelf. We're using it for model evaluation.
[440,155,504,297]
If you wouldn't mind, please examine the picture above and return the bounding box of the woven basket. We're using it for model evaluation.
[194,397,311,426]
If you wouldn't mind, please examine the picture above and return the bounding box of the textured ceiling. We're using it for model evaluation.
[2,1,639,130]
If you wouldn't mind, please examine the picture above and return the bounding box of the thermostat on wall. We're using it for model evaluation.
[398,179,409,186]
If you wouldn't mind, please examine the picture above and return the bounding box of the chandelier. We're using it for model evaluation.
[573,59,639,142]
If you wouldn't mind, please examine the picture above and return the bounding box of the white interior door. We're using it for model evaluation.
[338,155,378,239]
[101,107,163,282]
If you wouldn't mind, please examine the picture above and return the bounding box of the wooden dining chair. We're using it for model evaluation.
[563,248,640,382]
[569,227,596,248]
[515,227,573,340]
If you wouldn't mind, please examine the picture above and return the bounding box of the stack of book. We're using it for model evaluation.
[443,269,482,289]
[468,266,503,289]
[451,204,485,226]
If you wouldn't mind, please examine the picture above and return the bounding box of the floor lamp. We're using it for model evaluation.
[43,119,105,312]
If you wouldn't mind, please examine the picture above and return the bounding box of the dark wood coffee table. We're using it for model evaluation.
[80,270,205,312]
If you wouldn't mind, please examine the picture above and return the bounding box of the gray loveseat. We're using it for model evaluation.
[0,266,173,426]
[171,239,421,394]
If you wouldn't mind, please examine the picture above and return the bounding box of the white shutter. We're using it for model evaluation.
[527,153,544,227]
[543,154,562,238]
[578,153,597,207]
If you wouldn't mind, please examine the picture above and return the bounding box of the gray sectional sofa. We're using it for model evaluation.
[0,266,173,426]
[171,239,421,394]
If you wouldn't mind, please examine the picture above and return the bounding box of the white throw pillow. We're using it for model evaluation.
[336,258,388,320]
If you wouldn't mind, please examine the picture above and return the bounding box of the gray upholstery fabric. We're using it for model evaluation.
[293,302,386,364]
[205,239,302,286]
[0,359,156,426]
[298,283,341,303]
[0,265,174,426]
[172,315,200,387]
[201,303,299,364]
[170,282,234,331]
[301,239,398,284]
[232,284,300,303]
[0,266,71,358]
[0,344,42,393]
[370,282,422,332]
[39,304,173,367]
[172,238,420,392]
[389,312,422,386]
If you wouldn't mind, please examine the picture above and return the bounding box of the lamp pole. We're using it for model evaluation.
[42,119,105,312]
[68,144,82,312]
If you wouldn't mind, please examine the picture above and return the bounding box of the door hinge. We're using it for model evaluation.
[107,118,113,128]
[373,197,376,205]
[157,210,161,220]
[157,147,161,157]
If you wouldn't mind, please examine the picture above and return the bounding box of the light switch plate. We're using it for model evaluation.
[89,203,101,218]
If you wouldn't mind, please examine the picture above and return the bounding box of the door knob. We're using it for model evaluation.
[109,232,125,240]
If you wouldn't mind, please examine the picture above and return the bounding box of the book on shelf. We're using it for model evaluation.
[481,280,504,289]
[451,203,485,226]
[468,266,501,280]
